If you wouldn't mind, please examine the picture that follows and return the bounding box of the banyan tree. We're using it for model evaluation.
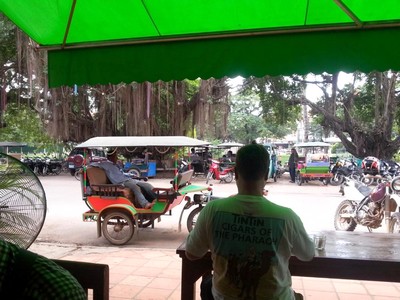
[2,21,231,144]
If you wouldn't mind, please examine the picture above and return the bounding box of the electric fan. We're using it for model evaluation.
[0,153,46,249]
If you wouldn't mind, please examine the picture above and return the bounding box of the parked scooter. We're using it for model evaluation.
[361,156,391,185]
[185,193,221,232]
[276,161,286,178]
[334,177,399,233]
[178,158,209,177]
[42,157,63,175]
[32,157,47,176]
[329,158,363,186]
[21,157,35,173]
[206,159,235,184]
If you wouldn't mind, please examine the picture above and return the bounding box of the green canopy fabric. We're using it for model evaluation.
[1,0,400,87]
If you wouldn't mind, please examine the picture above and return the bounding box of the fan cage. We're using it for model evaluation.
[0,153,47,249]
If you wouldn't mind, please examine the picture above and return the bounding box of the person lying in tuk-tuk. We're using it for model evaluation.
[90,150,157,209]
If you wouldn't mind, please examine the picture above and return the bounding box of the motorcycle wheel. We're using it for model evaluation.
[350,173,363,182]
[54,166,62,175]
[206,172,213,184]
[329,173,344,186]
[389,214,400,233]
[42,166,48,176]
[295,172,302,186]
[74,169,81,181]
[362,176,375,186]
[334,200,357,231]
[224,172,234,183]
[376,176,391,184]
[102,211,135,245]
[390,176,400,193]
[187,206,203,232]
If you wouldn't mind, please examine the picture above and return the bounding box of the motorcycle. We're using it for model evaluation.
[361,156,391,185]
[178,158,208,177]
[329,158,363,186]
[185,193,220,232]
[32,157,47,176]
[42,157,63,175]
[385,160,400,178]
[334,177,399,233]
[21,157,36,173]
[206,159,235,184]
[276,160,286,178]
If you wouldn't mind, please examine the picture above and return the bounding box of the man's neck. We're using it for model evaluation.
[237,181,265,197]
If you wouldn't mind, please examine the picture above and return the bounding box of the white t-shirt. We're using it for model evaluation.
[186,195,314,300]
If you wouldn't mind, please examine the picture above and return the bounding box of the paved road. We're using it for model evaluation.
[35,172,378,250]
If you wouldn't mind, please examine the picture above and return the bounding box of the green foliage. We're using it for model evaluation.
[227,93,294,143]
[240,76,302,125]
[0,104,56,149]
[0,14,16,67]
[184,79,201,99]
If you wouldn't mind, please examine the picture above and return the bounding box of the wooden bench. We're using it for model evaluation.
[54,259,109,300]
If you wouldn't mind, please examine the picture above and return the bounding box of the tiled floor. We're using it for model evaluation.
[31,244,400,300]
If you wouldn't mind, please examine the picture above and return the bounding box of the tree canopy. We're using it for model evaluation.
[0,13,231,148]
[240,72,400,159]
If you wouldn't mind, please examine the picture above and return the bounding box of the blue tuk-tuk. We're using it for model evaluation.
[263,143,278,182]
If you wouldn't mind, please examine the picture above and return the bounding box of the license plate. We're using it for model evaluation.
[68,163,75,169]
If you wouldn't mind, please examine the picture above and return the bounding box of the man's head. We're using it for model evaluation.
[235,143,270,181]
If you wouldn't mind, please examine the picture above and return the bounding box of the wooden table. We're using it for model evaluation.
[176,231,400,300]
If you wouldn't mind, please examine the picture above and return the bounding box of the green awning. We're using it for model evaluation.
[1,0,400,87]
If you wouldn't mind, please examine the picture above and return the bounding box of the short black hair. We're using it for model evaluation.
[236,143,270,181]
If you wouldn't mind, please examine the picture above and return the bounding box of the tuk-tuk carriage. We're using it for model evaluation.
[294,142,333,186]
[76,136,213,245]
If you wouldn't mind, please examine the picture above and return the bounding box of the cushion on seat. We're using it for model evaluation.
[87,166,109,185]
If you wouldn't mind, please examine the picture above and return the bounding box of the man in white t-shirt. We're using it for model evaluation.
[186,143,314,300]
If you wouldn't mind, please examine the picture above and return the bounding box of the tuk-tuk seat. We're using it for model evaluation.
[152,169,194,203]
[176,169,194,189]
[86,166,133,200]
[86,167,194,205]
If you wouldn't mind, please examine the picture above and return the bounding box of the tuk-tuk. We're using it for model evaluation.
[293,142,333,186]
[263,143,278,182]
[76,136,213,245]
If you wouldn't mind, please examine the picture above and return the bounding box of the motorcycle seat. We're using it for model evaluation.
[355,182,372,197]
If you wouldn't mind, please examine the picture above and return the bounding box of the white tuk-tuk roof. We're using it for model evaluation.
[75,136,210,148]
[217,142,244,148]
[293,142,331,148]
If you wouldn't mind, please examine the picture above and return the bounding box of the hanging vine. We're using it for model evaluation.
[6,26,231,143]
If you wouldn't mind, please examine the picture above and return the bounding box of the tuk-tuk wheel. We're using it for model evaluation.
[296,172,302,186]
[127,168,141,179]
[187,207,203,232]
[102,211,135,245]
